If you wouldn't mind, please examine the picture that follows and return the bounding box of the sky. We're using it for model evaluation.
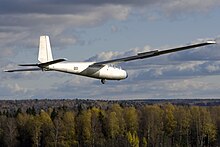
[1,0,220,99]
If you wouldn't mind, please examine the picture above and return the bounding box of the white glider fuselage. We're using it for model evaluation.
[48,62,128,80]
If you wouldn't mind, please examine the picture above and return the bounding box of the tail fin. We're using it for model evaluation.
[38,36,53,63]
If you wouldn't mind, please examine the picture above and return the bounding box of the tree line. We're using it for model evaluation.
[0,103,219,147]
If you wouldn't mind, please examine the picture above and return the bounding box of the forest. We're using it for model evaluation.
[0,99,219,147]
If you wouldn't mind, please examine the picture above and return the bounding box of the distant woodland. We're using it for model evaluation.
[0,99,219,147]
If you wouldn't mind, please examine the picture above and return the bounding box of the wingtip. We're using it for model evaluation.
[206,40,216,44]
[3,70,13,72]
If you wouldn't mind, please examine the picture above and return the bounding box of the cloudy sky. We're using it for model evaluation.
[1,0,220,99]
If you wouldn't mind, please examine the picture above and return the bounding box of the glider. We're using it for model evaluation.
[4,36,216,84]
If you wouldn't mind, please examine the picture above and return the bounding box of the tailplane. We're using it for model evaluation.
[4,35,66,73]
[38,36,53,63]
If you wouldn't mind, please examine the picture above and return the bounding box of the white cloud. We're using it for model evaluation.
[162,0,220,14]
[205,62,220,72]
[0,48,15,58]
[111,25,118,33]
[0,5,131,59]
[0,82,27,97]
[0,5,130,28]
[167,79,205,91]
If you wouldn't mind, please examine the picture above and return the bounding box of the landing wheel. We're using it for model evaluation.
[101,79,106,84]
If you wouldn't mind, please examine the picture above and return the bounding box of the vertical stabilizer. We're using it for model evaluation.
[38,36,53,63]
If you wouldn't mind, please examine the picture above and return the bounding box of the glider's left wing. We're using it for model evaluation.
[92,41,216,66]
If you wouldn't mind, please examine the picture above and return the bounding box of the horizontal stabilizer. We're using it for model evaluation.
[4,68,41,72]
[19,63,38,66]
[19,58,67,67]
[38,58,67,68]
[4,58,66,73]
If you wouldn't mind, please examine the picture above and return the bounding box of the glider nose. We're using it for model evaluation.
[125,71,128,79]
